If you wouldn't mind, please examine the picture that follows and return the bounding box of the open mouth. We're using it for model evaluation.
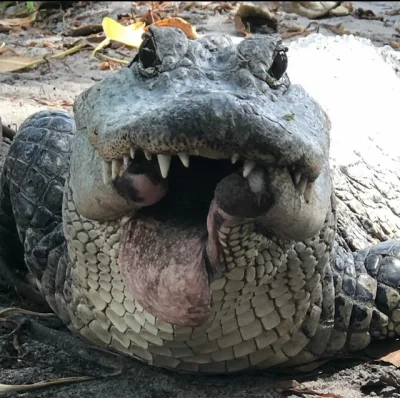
[102,148,314,216]
[112,151,244,217]
[100,146,317,327]
[104,148,283,327]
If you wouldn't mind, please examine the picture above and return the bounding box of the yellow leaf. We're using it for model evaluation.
[102,17,145,48]
[0,12,37,27]
[0,55,37,72]
[0,42,91,73]
[148,17,198,39]
[91,37,111,58]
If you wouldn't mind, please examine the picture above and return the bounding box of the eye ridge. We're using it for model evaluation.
[139,35,161,69]
[128,33,161,69]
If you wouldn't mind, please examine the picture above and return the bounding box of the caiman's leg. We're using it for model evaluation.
[281,239,400,367]
[0,110,75,307]
[354,240,400,340]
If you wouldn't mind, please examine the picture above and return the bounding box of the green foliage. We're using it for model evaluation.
[0,1,38,15]
[26,2,36,13]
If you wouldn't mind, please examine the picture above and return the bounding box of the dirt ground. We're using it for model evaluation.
[0,2,400,397]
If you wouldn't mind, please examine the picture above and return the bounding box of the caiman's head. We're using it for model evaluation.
[71,27,331,327]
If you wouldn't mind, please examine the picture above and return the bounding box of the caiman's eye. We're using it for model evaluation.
[138,34,161,68]
[268,47,288,80]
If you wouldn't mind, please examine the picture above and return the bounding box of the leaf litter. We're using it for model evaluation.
[0,2,202,72]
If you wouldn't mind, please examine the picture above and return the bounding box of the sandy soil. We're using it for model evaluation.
[0,2,400,397]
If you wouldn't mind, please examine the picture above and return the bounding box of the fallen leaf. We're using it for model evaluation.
[385,8,400,16]
[98,60,119,70]
[363,339,400,366]
[91,38,110,57]
[321,23,350,35]
[390,40,400,49]
[281,28,310,39]
[0,307,55,318]
[42,41,59,49]
[274,380,346,398]
[0,45,21,56]
[234,3,278,35]
[140,9,159,25]
[0,41,91,73]
[289,1,340,19]
[329,5,350,17]
[0,55,37,72]
[102,17,145,48]
[99,61,112,70]
[91,17,145,58]
[0,11,37,27]
[147,17,198,39]
[234,14,251,37]
[352,7,384,21]
[283,388,346,397]
[93,52,130,66]
[0,376,94,393]
[379,346,400,365]
[32,98,73,107]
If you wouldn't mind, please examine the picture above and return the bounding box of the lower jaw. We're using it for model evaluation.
[117,192,255,327]
[116,162,274,327]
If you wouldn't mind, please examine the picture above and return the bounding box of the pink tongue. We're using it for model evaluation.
[118,215,211,327]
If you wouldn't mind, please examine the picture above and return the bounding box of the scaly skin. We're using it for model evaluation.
[0,28,399,374]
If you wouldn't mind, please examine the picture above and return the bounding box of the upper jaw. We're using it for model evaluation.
[85,84,330,186]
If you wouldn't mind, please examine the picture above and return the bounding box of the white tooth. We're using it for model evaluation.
[102,161,111,184]
[130,147,135,159]
[297,176,308,195]
[303,181,314,203]
[157,154,172,178]
[231,154,240,164]
[243,160,256,178]
[294,171,302,185]
[123,155,130,166]
[111,159,122,180]
[178,152,189,168]
[144,151,152,161]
